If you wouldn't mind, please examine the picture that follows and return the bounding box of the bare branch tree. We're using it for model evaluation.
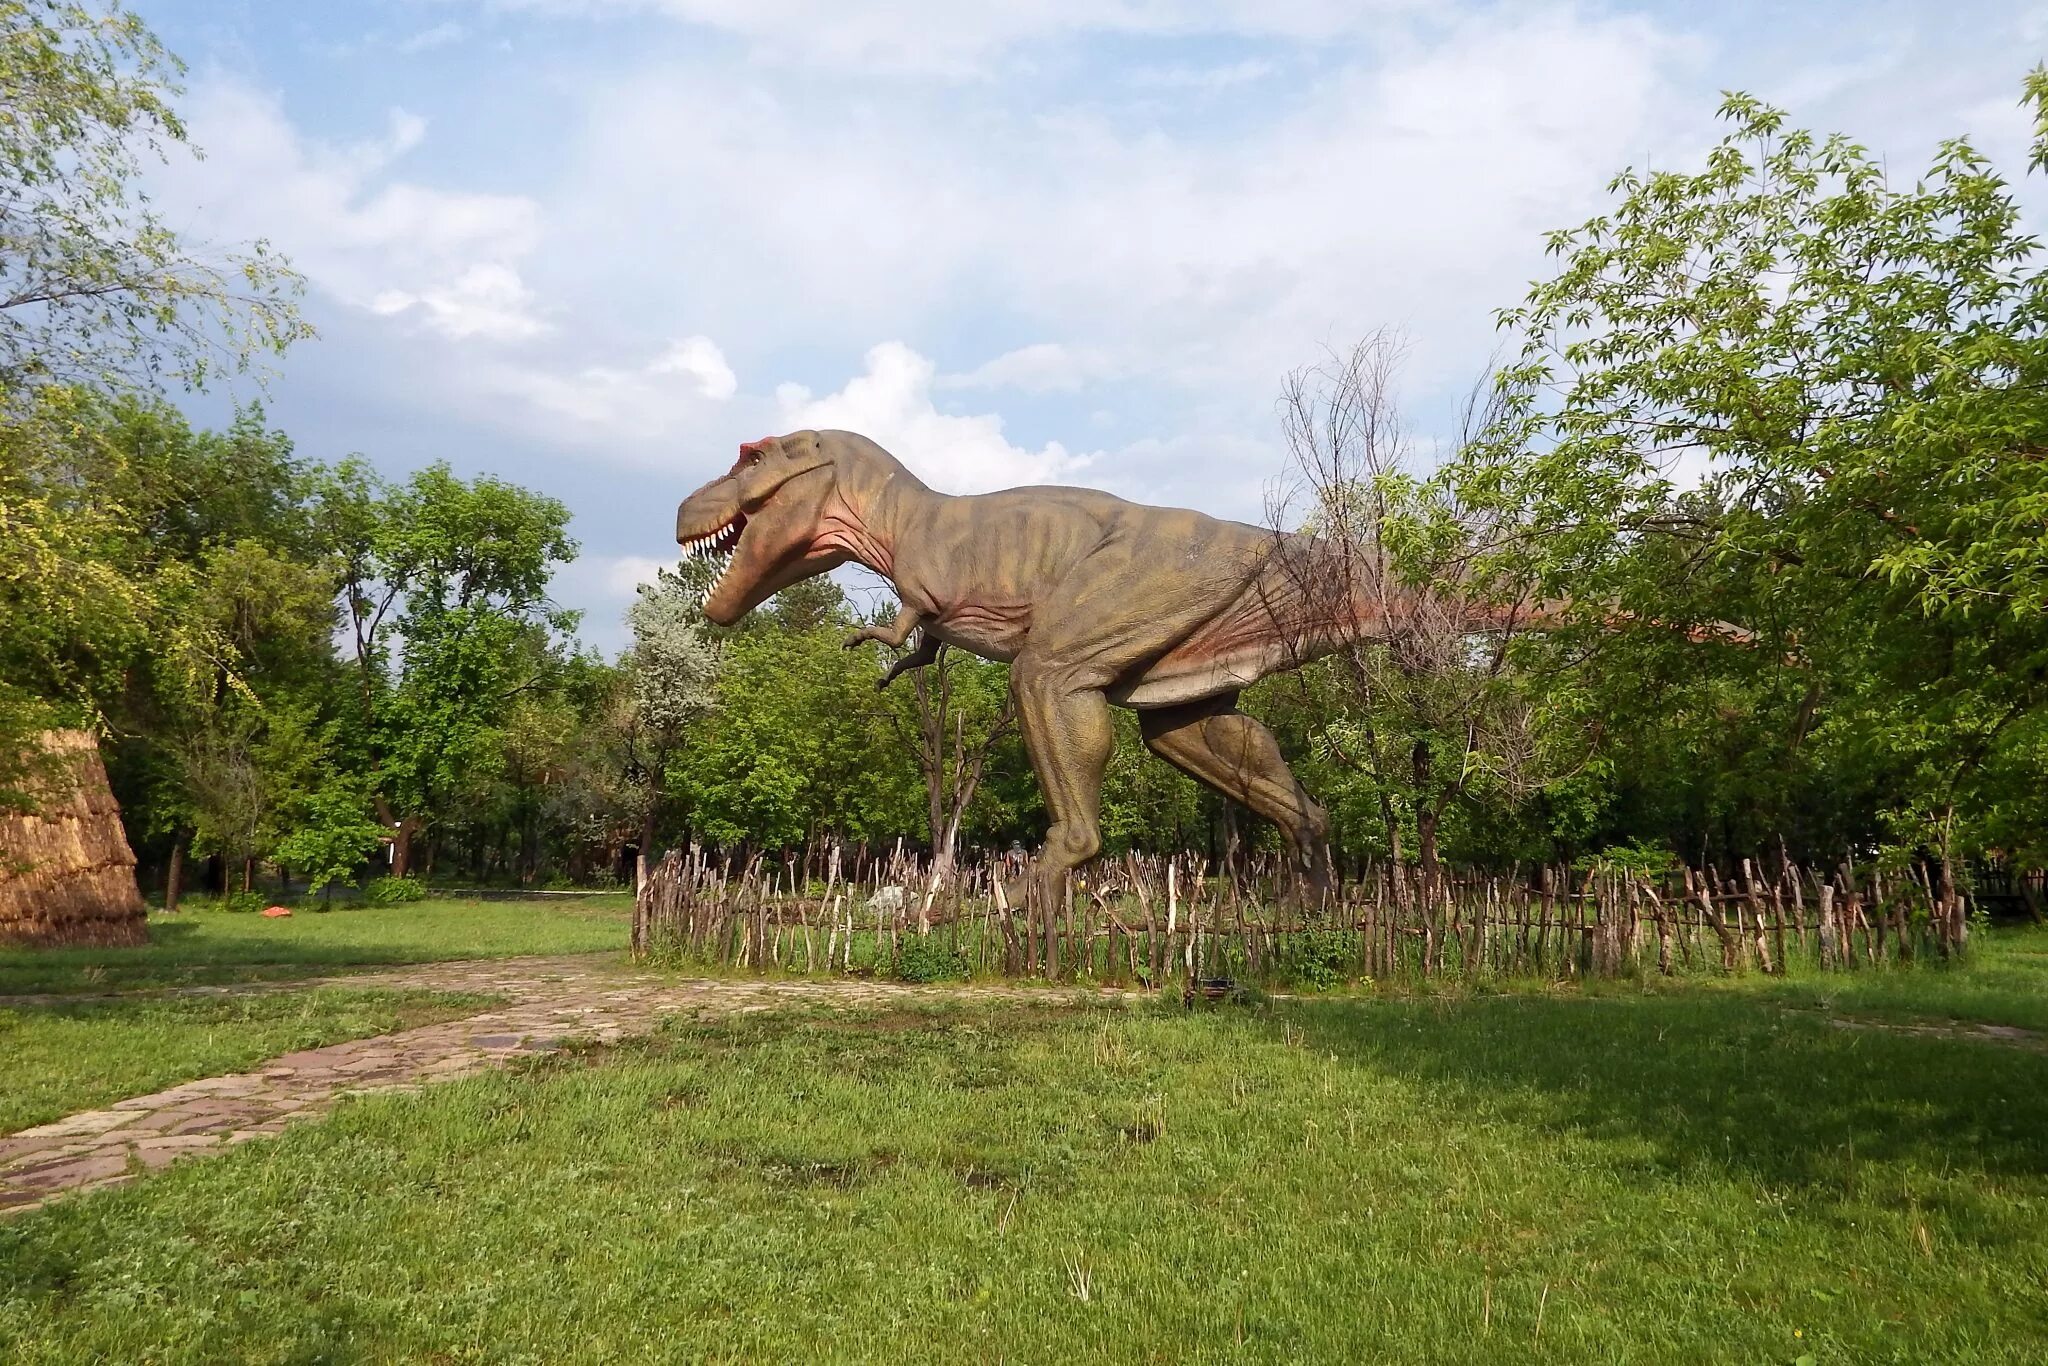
[886,637,1017,890]
[1264,332,1557,882]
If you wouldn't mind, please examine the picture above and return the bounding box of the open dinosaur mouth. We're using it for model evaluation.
[682,512,747,603]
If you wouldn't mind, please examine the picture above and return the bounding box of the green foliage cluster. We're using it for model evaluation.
[359,877,427,906]
[893,934,970,983]
[0,1,311,396]
[1443,78,2048,866]
[1278,929,1354,992]
[1258,73,2048,876]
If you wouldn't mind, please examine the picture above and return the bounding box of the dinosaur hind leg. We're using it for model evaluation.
[1012,665,1114,973]
[1139,696,1333,893]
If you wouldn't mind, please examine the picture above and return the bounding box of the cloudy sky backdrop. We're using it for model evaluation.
[135,0,2047,651]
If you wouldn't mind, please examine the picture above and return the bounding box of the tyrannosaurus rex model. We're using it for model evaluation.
[674,428,1458,909]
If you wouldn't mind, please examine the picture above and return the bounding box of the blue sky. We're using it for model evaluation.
[133,0,2047,652]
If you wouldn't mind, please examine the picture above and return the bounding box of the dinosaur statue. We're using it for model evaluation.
[674,429,1523,912]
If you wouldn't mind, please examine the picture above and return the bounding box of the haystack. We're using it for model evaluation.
[0,729,147,947]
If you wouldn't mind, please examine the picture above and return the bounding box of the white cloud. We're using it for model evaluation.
[485,0,1412,75]
[939,342,1111,394]
[554,6,1700,411]
[485,334,741,444]
[1126,59,1278,91]
[601,554,670,595]
[382,108,428,159]
[552,553,675,654]
[776,342,1092,492]
[159,82,545,341]
[372,262,547,341]
[456,338,1091,495]
[650,336,739,400]
[398,22,469,55]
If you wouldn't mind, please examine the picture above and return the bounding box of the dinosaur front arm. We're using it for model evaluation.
[877,630,942,689]
[843,604,943,689]
[844,602,924,650]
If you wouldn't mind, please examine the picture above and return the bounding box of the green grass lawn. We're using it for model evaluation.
[0,988,501,1135]
[1717,921,2048,1033]
[4,953,2046,1363]
[0,896,632,995]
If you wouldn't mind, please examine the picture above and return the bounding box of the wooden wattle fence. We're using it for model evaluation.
[632,842,1978,983]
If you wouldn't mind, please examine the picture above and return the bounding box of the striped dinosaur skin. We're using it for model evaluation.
[676,429,1419,906]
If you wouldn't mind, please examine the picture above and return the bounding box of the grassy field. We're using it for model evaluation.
[0,988,501,1136]
[0,896,632,995]
[1720,921,2048,1032]
[3,932,2046,1362]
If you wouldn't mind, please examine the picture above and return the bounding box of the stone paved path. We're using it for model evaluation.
[0,955,1107,1217]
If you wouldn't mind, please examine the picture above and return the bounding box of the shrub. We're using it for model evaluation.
[362,876,428,905]
[894,934,969,983]
[211,890,268,914]
[1282,929,1355,992]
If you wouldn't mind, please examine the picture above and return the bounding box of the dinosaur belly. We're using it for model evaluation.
[930,604,1031,663]
[1112,641,1303,707]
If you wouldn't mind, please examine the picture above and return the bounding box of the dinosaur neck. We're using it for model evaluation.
[817,445,943,582]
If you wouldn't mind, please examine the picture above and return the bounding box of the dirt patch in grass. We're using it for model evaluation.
[1824,1013,2048,1051]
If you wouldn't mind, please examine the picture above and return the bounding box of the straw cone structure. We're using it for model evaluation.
[0,730,147,947]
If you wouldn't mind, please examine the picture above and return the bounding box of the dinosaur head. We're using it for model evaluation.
[674,429,854,624]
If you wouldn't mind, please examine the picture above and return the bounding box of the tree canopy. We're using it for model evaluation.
[1450,75,2048,864]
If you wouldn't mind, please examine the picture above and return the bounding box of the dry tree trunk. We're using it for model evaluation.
[165,836,185,913]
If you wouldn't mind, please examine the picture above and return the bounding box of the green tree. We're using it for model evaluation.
[1459,76,2048,865]
[70,403,341,899]
[0,0,310,814]
[0,0,310,395]
[313,461,577,876]
[680,582,921,852]
[1,395,332,834]
[274,776,386,897]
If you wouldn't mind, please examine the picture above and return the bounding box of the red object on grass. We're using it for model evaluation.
[262,905,292,918]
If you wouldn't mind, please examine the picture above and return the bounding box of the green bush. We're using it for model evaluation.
[894,934,968,983]
[210,890,269,914]
[361,876,428,905]
[1282,929,1355,992]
